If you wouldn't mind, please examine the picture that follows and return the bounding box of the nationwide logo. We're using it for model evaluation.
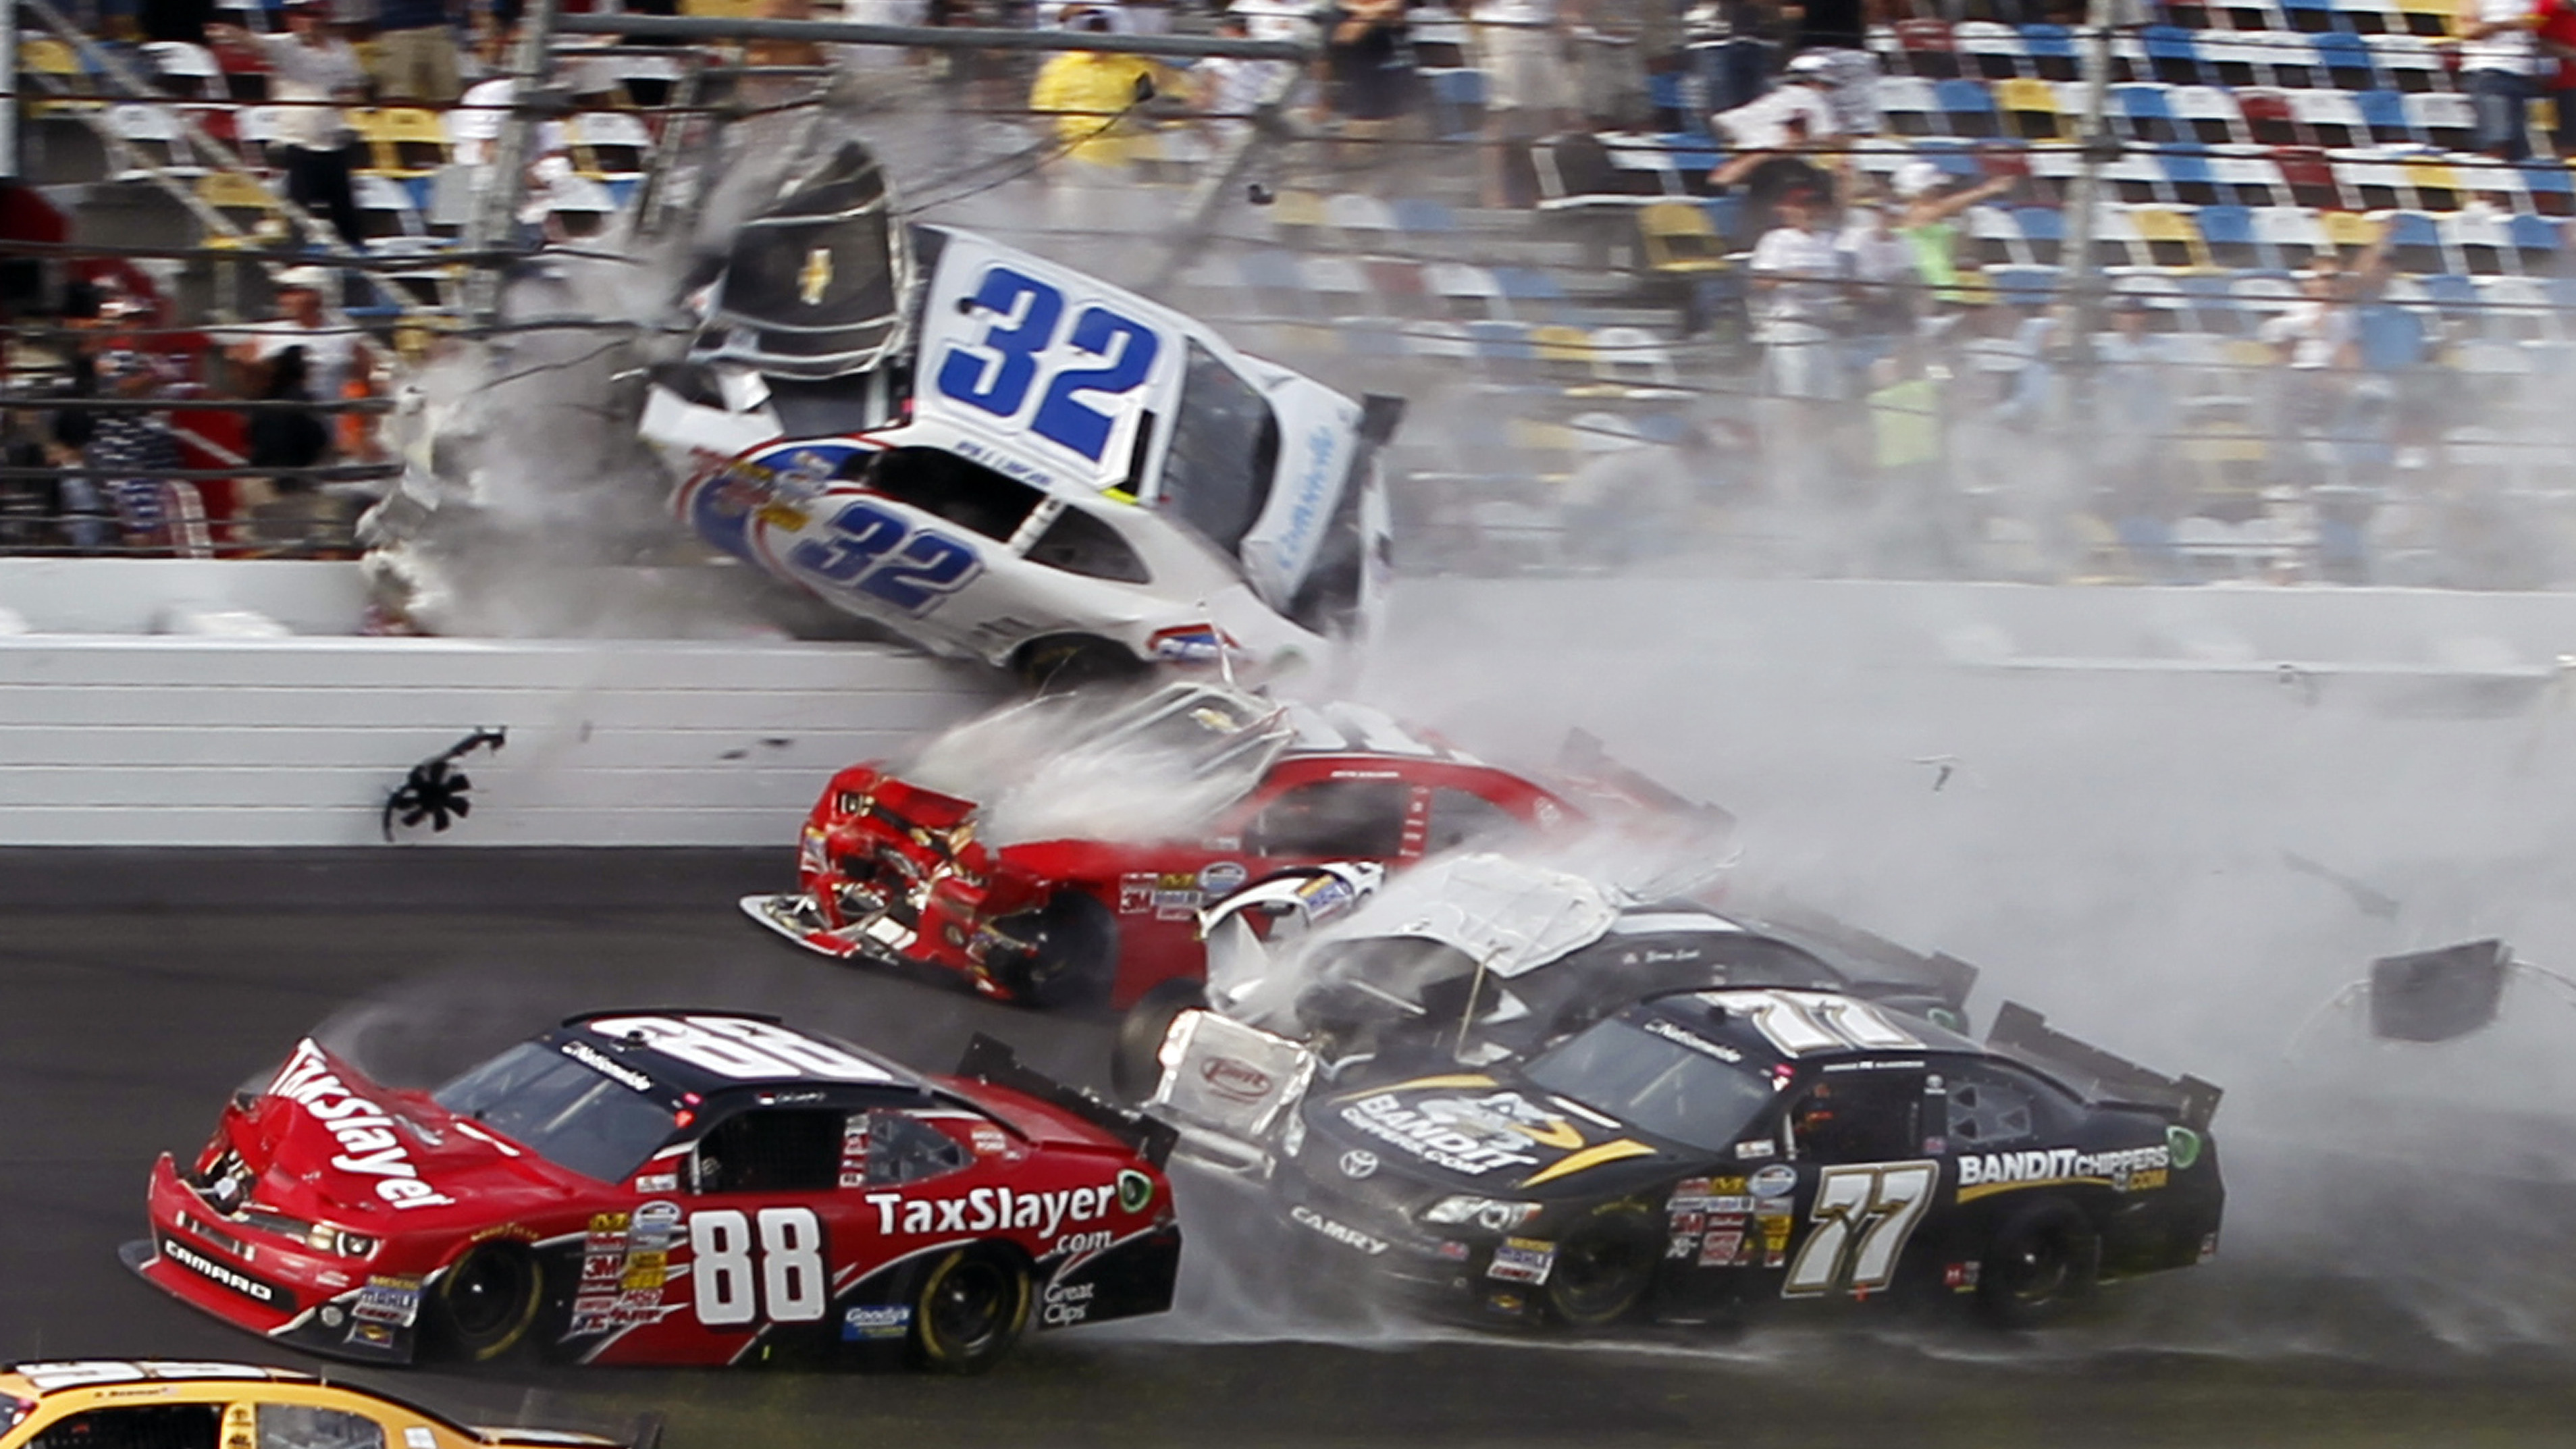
[1200,1056,1274,1101]
[558,1038,657,1094]
[267,1040,456,1211]
[1956,1144,2172,1201]
[1290,1204,1390,1256]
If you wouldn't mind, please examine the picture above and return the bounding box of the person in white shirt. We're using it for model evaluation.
[2452,0,2539,158]
[1471,0,1571,205]
[212,0,365,249]
[1750,189,1847,517]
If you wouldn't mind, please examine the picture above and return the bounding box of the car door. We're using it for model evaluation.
[1762,1064,1943,1307]
[671,1102,850,1350]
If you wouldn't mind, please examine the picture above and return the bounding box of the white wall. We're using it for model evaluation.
[0,636,1001,845]
[0,559,371,635]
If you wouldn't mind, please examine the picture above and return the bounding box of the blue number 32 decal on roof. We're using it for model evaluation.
[933,266,1162,463]
[787,499,982,616]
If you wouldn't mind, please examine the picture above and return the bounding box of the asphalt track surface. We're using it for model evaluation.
[9,851,2576,1449]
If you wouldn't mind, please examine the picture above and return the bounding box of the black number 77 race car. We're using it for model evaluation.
[128,1011,1180,1374]
[1242,989,2223,1330]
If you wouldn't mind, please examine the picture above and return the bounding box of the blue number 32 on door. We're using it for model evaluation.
[933,265,1163,463]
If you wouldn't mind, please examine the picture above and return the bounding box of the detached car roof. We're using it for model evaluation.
[553,1011,925,1099]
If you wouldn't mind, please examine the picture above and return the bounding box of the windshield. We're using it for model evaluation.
[1521,1017,1774,1155]
[433,1042,679,1184]
[1158,341,1279,553]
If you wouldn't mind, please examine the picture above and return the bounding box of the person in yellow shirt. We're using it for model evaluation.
[1029,7,1174,170]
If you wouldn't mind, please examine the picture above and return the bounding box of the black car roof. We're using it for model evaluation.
[552,1010,926,1098]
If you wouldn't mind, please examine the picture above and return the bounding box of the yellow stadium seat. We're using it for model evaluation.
[2129,207,2209,269]
[2319,209,2382,251]
[1529,324,1594,369]
[375,107,450,176]
[1638,200,1729,273]
[1995,77,2063,139]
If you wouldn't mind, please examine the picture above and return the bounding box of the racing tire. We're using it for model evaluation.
[1110,977,1208,1104]
[991,891,1120,1011]
[908,1246,1032,1375]
[1974,1197,2102,1330]
[423,1243,544,1363]
[1542,1203,1663,1329]
[1014,635,1147,694]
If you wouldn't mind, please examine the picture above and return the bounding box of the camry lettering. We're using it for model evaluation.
[863,1184,1119,1238]
[267,1041,456,1210]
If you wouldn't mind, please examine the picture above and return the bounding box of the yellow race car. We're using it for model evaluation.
[0,1361,648,1449]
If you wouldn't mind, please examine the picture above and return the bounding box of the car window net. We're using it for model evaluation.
[1157,341,1279,554]
[257,1408,383,1449]
[434,1042,677,1184]
[694,1107,845,1194]
[1522,1018,1772,1155]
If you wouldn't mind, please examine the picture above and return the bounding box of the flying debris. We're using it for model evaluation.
[383,728,508,841]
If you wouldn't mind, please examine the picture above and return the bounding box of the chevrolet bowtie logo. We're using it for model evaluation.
[798,246,833,306]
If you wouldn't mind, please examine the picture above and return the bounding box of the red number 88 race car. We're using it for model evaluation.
[128,1012,1178,1374]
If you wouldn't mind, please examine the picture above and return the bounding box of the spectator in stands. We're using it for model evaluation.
[1030,7,1175,172]
[1706,112,1831,238]
[1893,158,2014,313]
[1683,0,1780,117]
[1471,0,1575,207]
[1193,14,1290,140]
[226,267,375,471]
[370,0,462,101]
[1,409,60,554]
[1863,340,1953,574]
[213,1,368,253]
[1783,0,1881,136]
[1712,50,1839,149]
[1838,174,1920,375]
[64,290,188,555]
[2091,294,2186,581]
[1323,0,1419,166]
[1748,187,1845,509]
[2451,0,2540,160]
[1567,0,1650,129]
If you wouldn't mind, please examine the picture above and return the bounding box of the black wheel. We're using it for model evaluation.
[1542,1203,1662,1329]
[1013,635,1147,693]
[991,891,1120,1011]
[909,1246,1032,1374]
[425,1243,543,1362]
[1111,977,1208,1103]
[1974,1197,2101,1329]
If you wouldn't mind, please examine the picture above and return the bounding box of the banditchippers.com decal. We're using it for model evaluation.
[1954,1144,2172,1202]
[267,1041,456,1211]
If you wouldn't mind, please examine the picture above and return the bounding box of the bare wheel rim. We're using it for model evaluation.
[446,1250,534,1340]
[929,1259,1016,1354]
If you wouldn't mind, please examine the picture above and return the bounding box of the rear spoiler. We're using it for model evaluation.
[955,1034,1178,1167]
[1986,1001,2224,1131]
[1745,901,1980,1013]
[1556,729,1735,831]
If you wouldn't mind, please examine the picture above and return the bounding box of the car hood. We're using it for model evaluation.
[1299,1070,1692,1199]
[227,1039,596,1226]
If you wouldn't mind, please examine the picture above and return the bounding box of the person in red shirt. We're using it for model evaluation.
[2537,0,2576,155]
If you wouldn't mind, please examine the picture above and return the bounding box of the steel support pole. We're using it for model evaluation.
[2057,0,2118,375]
[463,0,562,326]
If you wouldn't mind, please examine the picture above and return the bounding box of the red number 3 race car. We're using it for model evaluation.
[127,1012,1180,1374]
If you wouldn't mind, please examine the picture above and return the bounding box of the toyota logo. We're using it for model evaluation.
[1340,1149,1379,1180]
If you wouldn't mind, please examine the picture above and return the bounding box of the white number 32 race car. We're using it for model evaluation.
[641,144,1399,685]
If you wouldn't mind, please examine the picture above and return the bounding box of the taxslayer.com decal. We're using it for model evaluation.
[862,1181,1128,1237]
[267,1041,456,1211]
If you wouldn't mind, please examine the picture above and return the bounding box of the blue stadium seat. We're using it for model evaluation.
[1704,194,1744,241]
[1390,196,1457,232]
[2510,212,2562,262]
[2354,87,2410,142]
[2384,210,2444,271]
[2280,0,2337,26]
[2156,146,2217,199]
[1465,319,1535,367]
[2519,163,2574,216]
[1493,266,1569,318]
[1654,132,1721,172]
[2013,204,2066,263]
[1935,78,2000,136]
[2197,205,2263,267]
[2113,82,2176,139]
[2143,26,2206,82]
[1987,265,2062,304]
[2020,23,2075,65]
[2419,272,2478,310]
[2314,30,2376,82]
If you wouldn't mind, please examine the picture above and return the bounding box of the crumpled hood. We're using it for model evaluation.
[233,1039,585,1224]
[1306,1072,1684,1196]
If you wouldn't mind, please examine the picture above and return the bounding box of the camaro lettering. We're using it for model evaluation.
[1957,1144,2172,1195]
[864,1184,1120,1238]
[267,1041,456,1210]
[1339,1094,1540,1176]
[161,1236,280,1305]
